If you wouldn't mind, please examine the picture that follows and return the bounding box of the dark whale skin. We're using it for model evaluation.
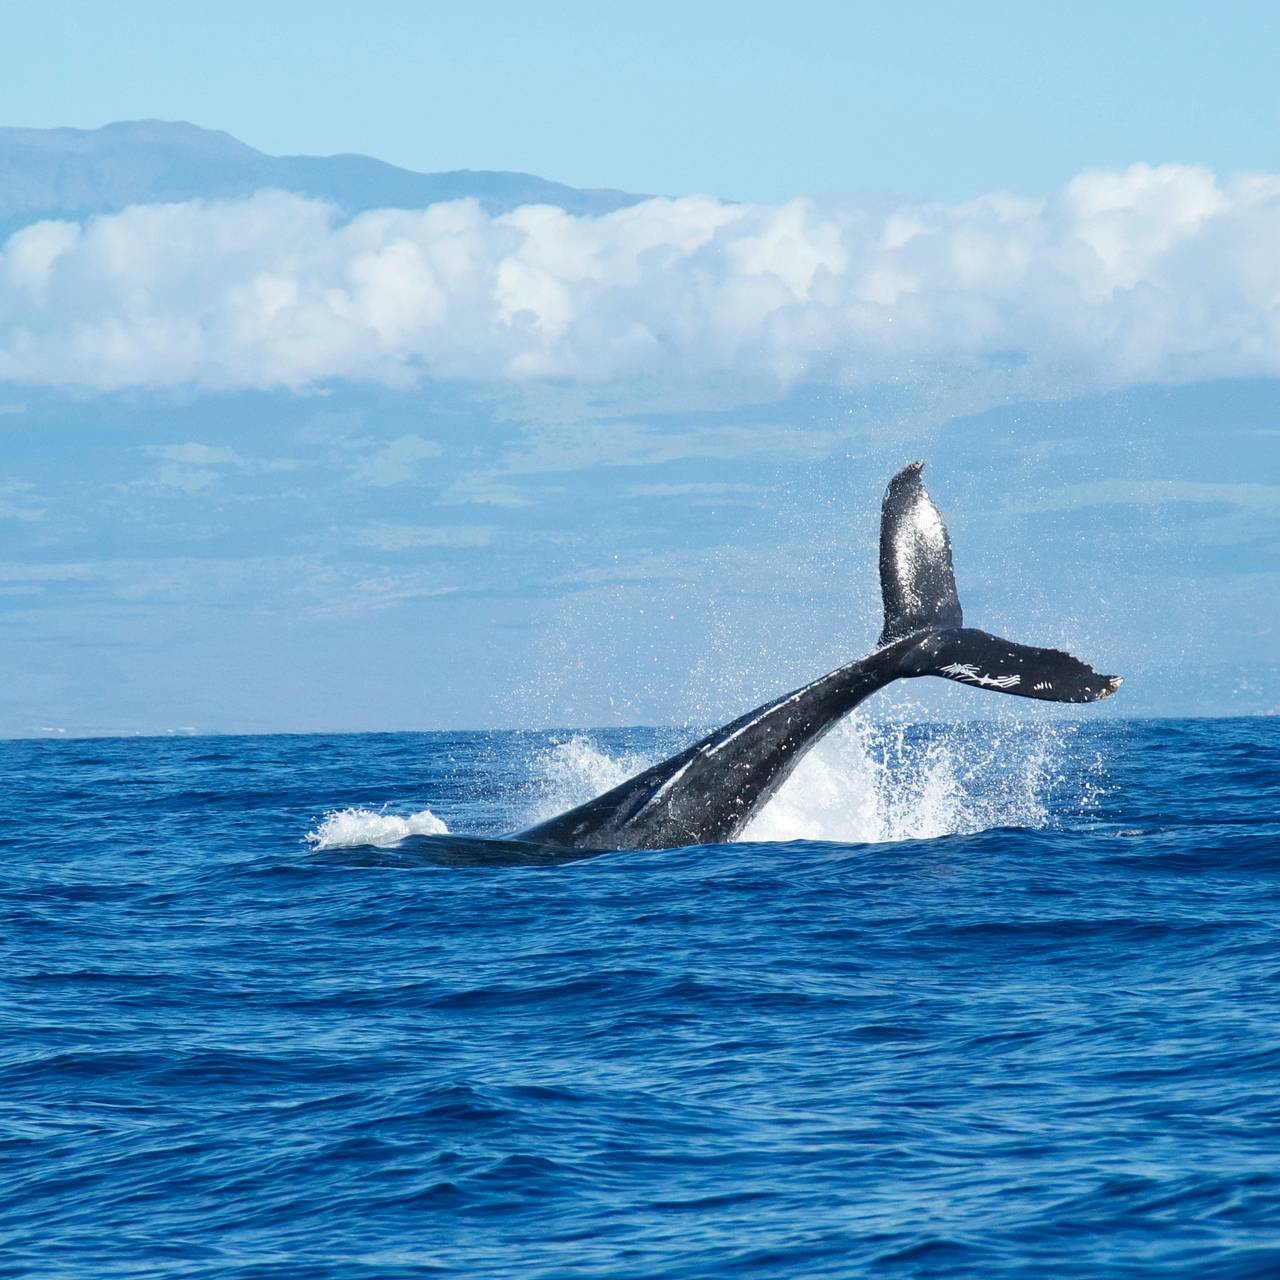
[514,463,1120,853]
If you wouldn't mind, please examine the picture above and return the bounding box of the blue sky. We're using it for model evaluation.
[2,1,1278,202]
[1,5,1278,735]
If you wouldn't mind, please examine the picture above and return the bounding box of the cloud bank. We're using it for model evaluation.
[2,164,1278,393]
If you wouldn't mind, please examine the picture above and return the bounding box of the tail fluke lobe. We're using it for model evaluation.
[879,461,963,646]
[878,460,1122,702]
[906,627,1122,703]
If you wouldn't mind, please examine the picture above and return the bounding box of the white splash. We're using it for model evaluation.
[522,734,654,826]
[742,717,1053,843]
[306,717,1072,852]
[306,806,448,849]
[526,717,1061,846]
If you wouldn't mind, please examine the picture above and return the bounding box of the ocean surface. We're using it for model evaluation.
[3,716,1278,1278]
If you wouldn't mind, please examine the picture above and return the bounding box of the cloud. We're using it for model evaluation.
[145,443,244,466]
[626,482,763,498]
[435,421,825,510]
[0,481,45,521]
[349,434,443,486]
[1009,479,1280,516]
[440,473,536,508]
[498,421,838,473]
[147,465,220,493]
[135,440,306,492]
[356,522,497,550]
[0,561,92,582]
[2,166,1280,394]
[0,551,462,618]
[135,441,242,492]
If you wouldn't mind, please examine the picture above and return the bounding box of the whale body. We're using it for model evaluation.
[514,462,1121,852]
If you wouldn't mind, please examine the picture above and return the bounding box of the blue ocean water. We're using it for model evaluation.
[2,717,1278,1278]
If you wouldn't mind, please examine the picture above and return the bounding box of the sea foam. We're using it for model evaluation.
[741,716,1056,843]
[527,717,1062,846]
[307,806,448,849]
[307,716,1073,849]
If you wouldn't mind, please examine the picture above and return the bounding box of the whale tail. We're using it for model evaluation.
[880,461,1121,704]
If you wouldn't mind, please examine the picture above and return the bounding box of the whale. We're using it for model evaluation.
[509,462,1121,854]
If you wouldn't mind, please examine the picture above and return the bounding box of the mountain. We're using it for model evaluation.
[0,120,647,235]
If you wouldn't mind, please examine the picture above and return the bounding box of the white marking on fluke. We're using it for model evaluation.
[940,662,1021,690]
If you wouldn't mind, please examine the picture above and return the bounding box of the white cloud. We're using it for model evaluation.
[441,473,536,508]
[1,166,1279,394]
[349,434,444,486]
[134,440,306,492]
[1010,478,1280,516]
[146,464,220,493]
[356,522,496,550]
[626,482,763,497]
[498,421,838,473]
[0,561,93,582]
[0,481,45,521]
[145,443,245,466]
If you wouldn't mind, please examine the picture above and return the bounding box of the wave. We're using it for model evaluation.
[520,734,655,828]
[306,806,448,849]
[307,715,1087,850]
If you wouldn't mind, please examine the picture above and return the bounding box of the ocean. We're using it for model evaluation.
[3,716,1278,1278]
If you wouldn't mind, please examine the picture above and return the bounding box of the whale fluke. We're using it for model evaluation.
[878,462,1121,703]
[905,627,1123,703]
[513,461,1121,852]
[879,460,963,645]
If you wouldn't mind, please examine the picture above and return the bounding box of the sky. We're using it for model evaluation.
[1,1,1278,203]
[0,4,1278,736]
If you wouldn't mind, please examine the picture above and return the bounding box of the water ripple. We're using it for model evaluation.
[1,719,1277,1277]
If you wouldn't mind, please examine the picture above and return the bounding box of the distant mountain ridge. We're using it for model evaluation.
[0,120,648,235]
